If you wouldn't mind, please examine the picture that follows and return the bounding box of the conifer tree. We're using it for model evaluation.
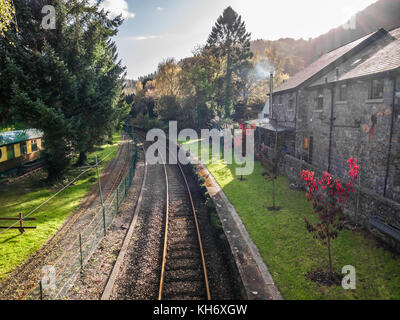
[206,6,252,118]
[0,0,128,180]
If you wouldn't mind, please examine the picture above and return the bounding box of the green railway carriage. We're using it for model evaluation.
[0,129,43,174]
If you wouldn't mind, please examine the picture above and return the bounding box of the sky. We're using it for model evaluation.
[100,0,378,79]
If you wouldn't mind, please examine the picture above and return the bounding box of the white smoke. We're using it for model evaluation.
[252,61,275,80]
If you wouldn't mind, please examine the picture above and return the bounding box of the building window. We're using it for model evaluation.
[20,141,27,155]
[7,145,14,160]
[279,95,282,104]
[288,94,294,110]
[339,84,347,101]
[31,140,38,152]
[303,137,309,149]
[368,79,384,99]
[316,89,324,109]
[265,133,271,147]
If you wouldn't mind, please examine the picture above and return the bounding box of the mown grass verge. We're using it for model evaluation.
[0,133,121,281]
[181,139,400,300]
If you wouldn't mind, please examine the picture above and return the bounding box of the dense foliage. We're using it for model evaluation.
[0,0,129,181]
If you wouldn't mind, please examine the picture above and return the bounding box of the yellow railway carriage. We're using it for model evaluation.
[0,129,43,174]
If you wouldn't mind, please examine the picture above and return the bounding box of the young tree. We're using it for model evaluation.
[257,144,284,211]
[301,159,359,276]
[206,6,252,118]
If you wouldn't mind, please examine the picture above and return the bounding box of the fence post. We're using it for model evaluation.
[19,212,24,234]
[79,233,83,272]
[125,176,128,197]
[39,280,43,300]
[95,155,106,236]
[123,177,125,198]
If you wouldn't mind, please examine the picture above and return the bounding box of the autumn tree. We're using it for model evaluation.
[261,46,289,86]
[0,0,15,37]
[302,159,359,277]
[155,58,182,97]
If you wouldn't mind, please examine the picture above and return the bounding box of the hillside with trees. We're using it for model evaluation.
[251,0,400,77]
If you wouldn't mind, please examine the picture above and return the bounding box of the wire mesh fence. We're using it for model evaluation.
[24,128,138,300]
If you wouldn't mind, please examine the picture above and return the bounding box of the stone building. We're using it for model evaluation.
[255,27,400,247]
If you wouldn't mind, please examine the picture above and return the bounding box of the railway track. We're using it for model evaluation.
[1,160,45,185]
[159,161,210,300]
[123,130,211,300]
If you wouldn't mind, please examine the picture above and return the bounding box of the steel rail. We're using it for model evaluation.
[157,147,169,300]
[158,138,211,300]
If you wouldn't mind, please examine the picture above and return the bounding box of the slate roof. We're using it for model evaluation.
[255,121,295,133]
[338,27,400,81]
[0,129,43,147]
[274,30,385,93]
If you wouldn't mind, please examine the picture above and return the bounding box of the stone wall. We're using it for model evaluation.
[385,74,400,202]
[265,30,400,249]
[271,91,297,129]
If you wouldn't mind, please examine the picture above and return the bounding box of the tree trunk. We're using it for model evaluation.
[225,48,232,116]
[327,230,333,275]
[76,151,87,166]
[272,179,275,208]
[46,166,62,184]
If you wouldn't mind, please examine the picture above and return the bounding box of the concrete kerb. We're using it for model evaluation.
[179,144,283,300]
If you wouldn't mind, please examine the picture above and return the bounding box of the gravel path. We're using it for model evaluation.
[65,144,146,300]
[110,159,166,300]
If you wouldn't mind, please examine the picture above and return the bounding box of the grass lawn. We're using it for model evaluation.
[181,139,400,300]
[0,133,121,281]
